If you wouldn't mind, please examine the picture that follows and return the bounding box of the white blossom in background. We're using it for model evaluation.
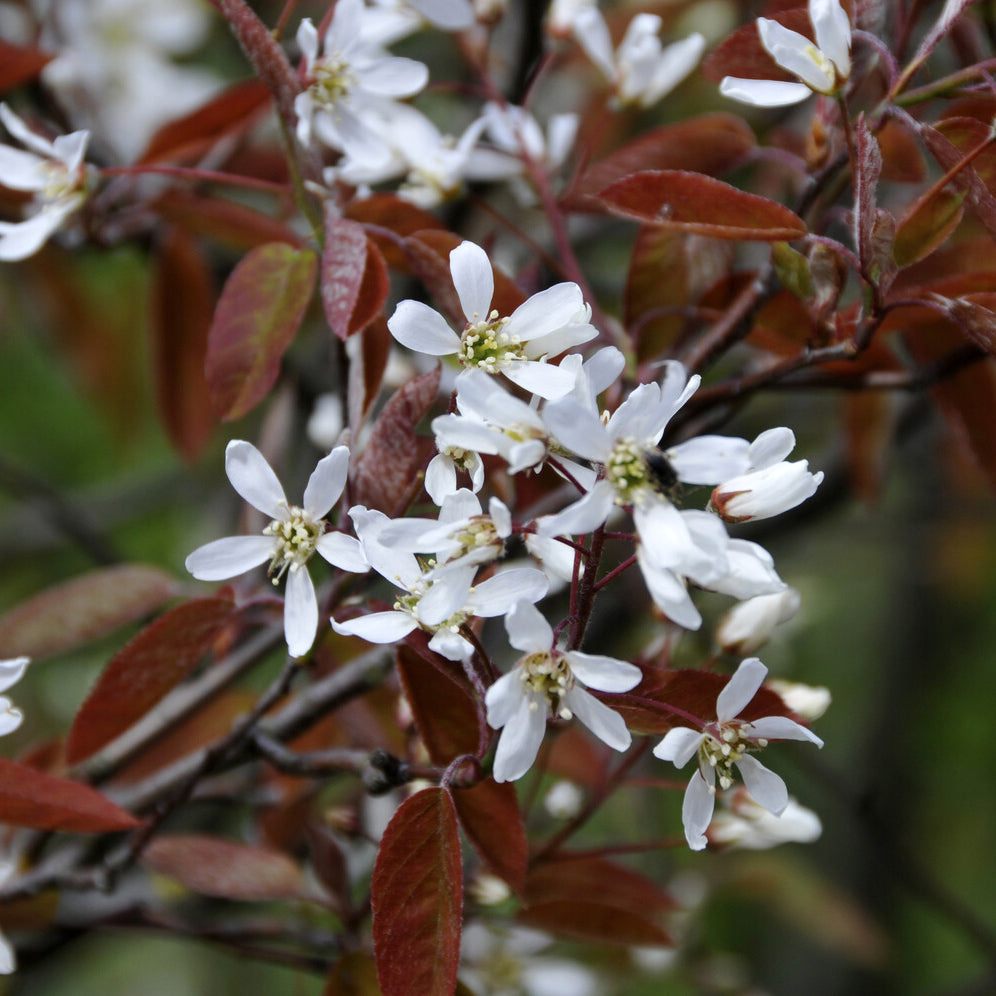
[568,7,705,107]
[295,1,429,166]
[486,601,640,782]
[361,0,475,45]
[0,657,28,736]
[654,657,823,851]
[544,780,585,820]
[388,241,597,399]
[0,105,90,262]
[306,393,344,452]
[332,507,548,661]
[719,0,852,107]
[40,0,220,161]
[711,429,823,522]
[709,789,822,850]
[185,441,367,658]
[767,678,832,721]
[716,587,801,655]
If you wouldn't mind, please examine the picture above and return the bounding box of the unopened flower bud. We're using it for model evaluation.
[767,678,831,720]
[543,780,585,820]
[709,788,822,850]
[716,588,800,655]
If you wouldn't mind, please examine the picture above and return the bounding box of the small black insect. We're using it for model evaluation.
[643,447,679,492]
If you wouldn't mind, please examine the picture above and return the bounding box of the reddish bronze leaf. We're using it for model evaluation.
[452,778,527,895]
[936,292,996,354]
[321,212,389,340]
[894,186,965,267]
[347,315,391,432]
[395,640,481,765]
[150,227,217,461]
[350,366,441,516]
[153,189,304,251]
[138,79,271,164]
[142,834,306,900]
[0,565,177,659]
[205,242,318,420]
[878,118,927,183]
[572,114,755,205]
[65,595,236,764]
[0,759,141,832]
[702,10,811,82]
[598,171,807,241]
[372,788,462,996]
[853,115,883,279]
[0,40,53,92]
[346,194,448,270]
[520,856,674,946]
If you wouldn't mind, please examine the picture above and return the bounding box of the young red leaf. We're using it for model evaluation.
[347,315,391,432]
[0,565,177,659]
[205,241,318,420]
[65,595,236,764]
[150,227,217,461]
[702,10,811,82]
[519,856,674,947]
[141,835,306,901]
[934,292,996,355]
[321,212,389,340]
[138,79,271,164]
[395,640,481,765]
[0,759,141,832]
[153,189,305,251]
[598,171,808,241]
[452,778,527,895]
[894,187,965,267]
[350,366,441,516]
[571,113,756,206]
[853,115,883,280]
[0,40,53,92]
[346,193,448,270]
[372,787,462,996]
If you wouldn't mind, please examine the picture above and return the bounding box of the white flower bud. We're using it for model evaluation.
[709,789,822,850]
[767,679,832,721]
[543,780,585,820]
[716,588,800,655]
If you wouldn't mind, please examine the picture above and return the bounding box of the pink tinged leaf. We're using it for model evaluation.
[935,293,996,355]
[321,213,390,340]
[598,171,808,241]
[347,315,391,433]
[894,186,966,267]
[205,242,318,420]
[66,595,236,764]
[141,834,306,900]
[452,779,528,896]
[0,759,142,832]
[350,366,441,517]
[371,788,462,996]
[0,565,177,659]
[853,115,883,278]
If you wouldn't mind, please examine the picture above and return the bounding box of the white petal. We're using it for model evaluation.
[354,56,428,97]
[507,282,584,343]
[504,600,552,653]
[572,6,617,81]
[0,702,23,737]
[536,481,615,538]
[425,453,458,504]
[468,568,548,617]
[284,567,318,657]
[388,299,460,355]
[450,240,494,322]
[417,566,475,626]
[719,76,812,107]
[0,209,66,261]
[303,445,350,518]
[501,359,577,400]
[492,693,547,782]
[0,928,14,974]
[0,103,56,158]
[565,652,641,692]
[653,726,704,768]
[736,755,789,815]
[485,669,527,729]
[682,770,715,850]
[0,657,28,695]
[185,535,274,581]
[331,610,418,643]
[745,716,824,748]
[427,628,474,660]
[748,426,796,468]
[542,399,612,463]
[716,657,767,722]
[0,145,48,191]
[636,551,702,629]
[316,532,369,572]
[565,686,631,751]
[810,0,851,76]
[225,440,286,518]
[668,435,750,484]
[296,18,319,70]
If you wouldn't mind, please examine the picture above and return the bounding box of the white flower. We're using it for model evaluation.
[719,0,851,107]
[388,241,597,400]
[361,0,475,45]
[543,780,584,820]
[767,678,831,721]
[0,657,28,737]
[708,788,822,850]
[653,657,823,851]
[571,8,705,107]
[0,104,89,262]
[711,429,823,522]
[294,2,429,165]
[485,601,640,782]
[716,587,801,655]
[185,441,366,658]
[332,507,548,661]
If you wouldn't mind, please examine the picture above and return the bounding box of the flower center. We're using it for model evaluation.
[313,56,356,108]
[520,651,574,719]
[804,43,839,92]
[263,505,325,582]
[606,437,651,502]
[451,517,503,560]
[699,722,763,791]
[394,579,470,634]
[458,311,523,372]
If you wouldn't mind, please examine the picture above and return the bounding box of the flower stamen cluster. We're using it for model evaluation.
[606,437,651,502]
[458,310,522,371]
[520,650,574,719]
[263,505,326,583]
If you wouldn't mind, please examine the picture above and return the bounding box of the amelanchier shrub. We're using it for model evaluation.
[0,0,992,990]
